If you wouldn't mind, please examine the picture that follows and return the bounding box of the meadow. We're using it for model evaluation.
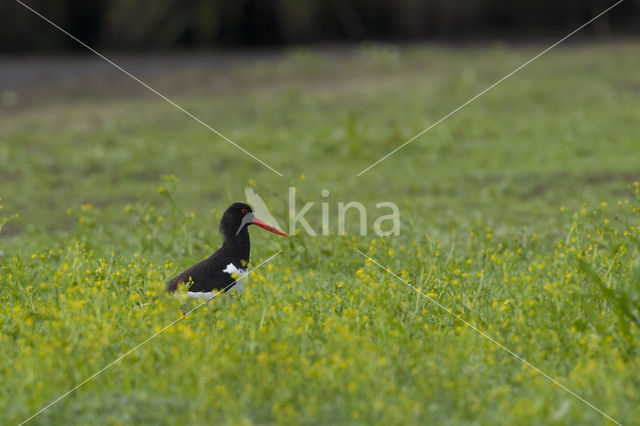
[1,42,639,425]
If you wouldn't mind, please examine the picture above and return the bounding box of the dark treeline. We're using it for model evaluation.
[2,0,639,52]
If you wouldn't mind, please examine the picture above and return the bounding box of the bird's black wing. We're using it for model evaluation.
[166,256,237,293]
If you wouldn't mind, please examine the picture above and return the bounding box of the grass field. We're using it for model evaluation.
[1,42,640,425]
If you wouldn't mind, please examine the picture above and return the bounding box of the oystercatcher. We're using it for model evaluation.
[167,202,287,299]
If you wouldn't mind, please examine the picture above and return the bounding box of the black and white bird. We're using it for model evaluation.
[166,202,287,300]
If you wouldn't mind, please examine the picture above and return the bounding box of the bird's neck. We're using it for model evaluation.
[222,229,250,264]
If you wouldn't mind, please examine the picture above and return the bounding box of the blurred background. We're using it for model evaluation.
[2,0,639,52]
[0,0,638,241]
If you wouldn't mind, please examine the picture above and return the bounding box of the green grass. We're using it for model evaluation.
[1,42,640,425]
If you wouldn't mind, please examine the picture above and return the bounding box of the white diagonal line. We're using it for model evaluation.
[14,0,283,177]
[356,249,621,425]
[356,0,624,176]
[18,250,283,426]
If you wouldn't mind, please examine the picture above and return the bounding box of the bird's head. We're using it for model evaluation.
[220,202,288,239]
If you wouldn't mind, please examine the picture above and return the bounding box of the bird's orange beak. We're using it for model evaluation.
[252,216,288,237]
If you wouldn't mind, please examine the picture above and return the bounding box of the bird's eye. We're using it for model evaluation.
[241,208,248,214]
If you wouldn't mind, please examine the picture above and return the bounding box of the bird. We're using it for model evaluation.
[167,202,287,299]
